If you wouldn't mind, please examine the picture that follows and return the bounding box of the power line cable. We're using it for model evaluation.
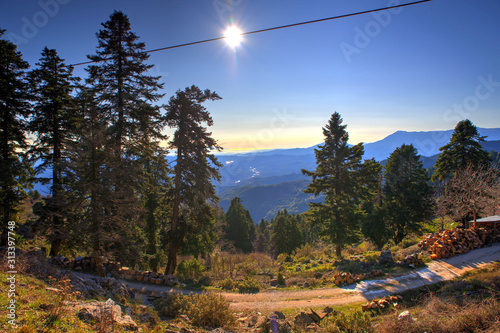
[71,0,431,66]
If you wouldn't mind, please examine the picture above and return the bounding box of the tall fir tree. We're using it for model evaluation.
[383,144,433,244]
[86,11,164,154]
[302,112,381,257]
[225,197,255,253]
[85,11,166,263]
[165,85,223,274]
[432,119,492,182]
[28,47,79,256]
[0,29,33,246]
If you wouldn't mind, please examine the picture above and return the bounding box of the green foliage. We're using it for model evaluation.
[254,219,271,254]
[271,210,302,255]
[361,204,389,249]
[0,29,33,245]
[28,47,79,256]
[164,85,222,274]
[320,310,374,333]
[432,119,492,182]
[176,258,206,282]
[224,197,255,253]
[237,276,261,293]
[384,144,434,244]
[218,277,237,290]
[302,112,382,257]
[153,293,236,328]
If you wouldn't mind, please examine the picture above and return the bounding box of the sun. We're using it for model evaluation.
[223,26,243,48]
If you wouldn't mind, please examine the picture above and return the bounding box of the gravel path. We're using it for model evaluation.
[74,243,500,311]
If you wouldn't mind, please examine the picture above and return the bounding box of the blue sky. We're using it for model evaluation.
[2,0,500,151]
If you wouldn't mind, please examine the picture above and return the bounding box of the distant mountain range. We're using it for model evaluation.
[216,128,500,221]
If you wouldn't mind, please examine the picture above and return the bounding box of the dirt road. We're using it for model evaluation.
[78,243,500,311]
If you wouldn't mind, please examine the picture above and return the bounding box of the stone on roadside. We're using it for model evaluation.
[398,310,414,322]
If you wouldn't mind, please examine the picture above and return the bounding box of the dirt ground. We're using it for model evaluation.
[75,243,500,311]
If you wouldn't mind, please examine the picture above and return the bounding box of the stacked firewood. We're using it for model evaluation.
[418,227,496,260]
[361,295,403,311]
[397,253,424,267]
[333,270,384,286]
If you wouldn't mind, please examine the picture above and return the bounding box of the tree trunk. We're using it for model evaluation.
[166,146,183,275]
[49,238,62,256]
[166,242,179,274]
[335,243,342,258]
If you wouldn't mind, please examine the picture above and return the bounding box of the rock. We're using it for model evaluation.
[238,315,259,327]
[75,256,82,262]
[294,311,313,326]
[209,328,231,333]
[138,312,156,323]
[75,298,138,330]
[180,328,197,333]
[305,309,321,323]
[273,311,286,320]
[318,306,336,320]
[179,314,191,323]
[398,310,413,322]
[270,279,279,287]
[165,274,178,286]
[379,250,394,266]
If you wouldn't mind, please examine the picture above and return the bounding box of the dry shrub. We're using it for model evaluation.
[377,296,500,333]
[153,292,236,329]
[208,251,274,280]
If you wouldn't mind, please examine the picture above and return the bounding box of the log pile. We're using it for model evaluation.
[361,295,403,311]
[418,227,497,260]
[333,270,384,286]
[397,253,424,267]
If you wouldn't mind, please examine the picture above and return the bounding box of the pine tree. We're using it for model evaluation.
[0,29,33,246]
[165,85,223,274]
[28,47,79,256]
[302,112,381,257]
[271,210,302,255]
[86,11,164,154]
[384,144,433,244]
[225,197,255,253]
[84,11,166,264]
[254,219,271,254]
[432,119,492,182]
[64,87,111,257]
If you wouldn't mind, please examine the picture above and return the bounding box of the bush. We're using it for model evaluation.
[153,292,236,329]
[218,277,236,290]
[321,310,374,333]
[176,258,205,282]
[237,277,261,293]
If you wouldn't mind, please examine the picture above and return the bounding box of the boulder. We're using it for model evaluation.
[379,250,394,266]
[398,310,413,322]
[294,311,313,326]
[76,298,138,330]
